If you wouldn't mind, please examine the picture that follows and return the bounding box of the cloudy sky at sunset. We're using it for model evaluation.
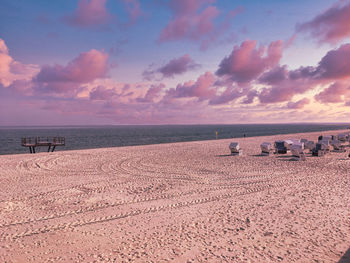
[1,0,350,125]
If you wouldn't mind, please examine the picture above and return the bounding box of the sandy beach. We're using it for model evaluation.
[0,130,349,262]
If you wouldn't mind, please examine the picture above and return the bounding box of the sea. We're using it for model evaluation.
[0,124,349,155]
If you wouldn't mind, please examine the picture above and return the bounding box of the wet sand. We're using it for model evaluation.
[0,130,349,262]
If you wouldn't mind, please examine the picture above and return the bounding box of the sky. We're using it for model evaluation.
[1,0,350,125]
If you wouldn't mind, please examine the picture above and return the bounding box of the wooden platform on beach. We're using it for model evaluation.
[21,137,65,153]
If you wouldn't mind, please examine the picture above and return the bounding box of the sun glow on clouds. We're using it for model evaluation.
[1,0,350,125]
[0,39,39,88]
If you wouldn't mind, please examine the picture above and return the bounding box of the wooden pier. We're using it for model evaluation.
[21,137,65,153]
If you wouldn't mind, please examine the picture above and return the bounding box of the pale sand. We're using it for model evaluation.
[0,130,349,263]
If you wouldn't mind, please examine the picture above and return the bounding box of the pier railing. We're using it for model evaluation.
[21,137,65,153]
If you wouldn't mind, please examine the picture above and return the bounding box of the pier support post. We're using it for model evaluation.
[29,147,32,154]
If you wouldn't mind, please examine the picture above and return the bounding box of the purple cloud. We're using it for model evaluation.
[137,83,165,103]
[287,98,310,109]
[297,1,350,44]
[143,54,200,80]
[316,43,350,79]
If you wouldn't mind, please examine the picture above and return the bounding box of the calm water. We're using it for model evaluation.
[0,124,349,155]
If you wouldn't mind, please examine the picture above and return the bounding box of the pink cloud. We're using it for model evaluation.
[287,98,310,109]
[315,82,350,103]
[64,0,112,28]
[143,54,200,80]
[165,71,216,101]
[297,1,350,44]
[216,40,283,83]
[0,39,12,86]
[0,38,39,88]
[37,49,108,83]
[34,49,108,94]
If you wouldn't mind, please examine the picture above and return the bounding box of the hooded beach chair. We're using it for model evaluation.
[291,143,306,161]
[229,142,242,156]
[330,139,346,152]
[312,142,327,157]
[304,141,315,152]
[274,140,288,154]
[260,142,273,155]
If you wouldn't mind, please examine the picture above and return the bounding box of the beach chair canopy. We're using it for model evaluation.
[284,139,300,149]
[260,142,272,152]
[260,142,272,150]
[229,142,240,151]
[291,142,304,150]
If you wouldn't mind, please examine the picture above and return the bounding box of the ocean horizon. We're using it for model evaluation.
[1,123,349,155]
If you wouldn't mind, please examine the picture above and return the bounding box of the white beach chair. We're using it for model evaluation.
[260,142,273,155]
[284,139,295,150]
[291,144,306,161]
[312,143,327,157]
[330,139,346,152]
[318,139,331,151]
[305,141,315,152]
[229,142,242,156]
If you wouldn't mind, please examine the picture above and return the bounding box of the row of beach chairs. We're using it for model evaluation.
[229,132,350,160]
